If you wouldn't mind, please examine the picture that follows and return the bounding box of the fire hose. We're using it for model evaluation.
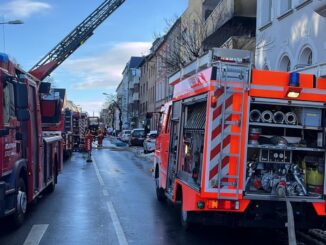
[249,109,261,122]
[273,111,285,124]
[261,110,273,123]
[285,112,297,125]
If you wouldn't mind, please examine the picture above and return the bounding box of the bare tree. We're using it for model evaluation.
[102,94,123,131]
[156,13,219,75]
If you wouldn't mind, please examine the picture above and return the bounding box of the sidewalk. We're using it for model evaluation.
[107,136,154,163]
[128,146,155,163]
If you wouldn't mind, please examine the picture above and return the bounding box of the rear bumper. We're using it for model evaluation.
[188,199,326,228]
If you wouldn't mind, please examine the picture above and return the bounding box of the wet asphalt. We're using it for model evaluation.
[0,138,287,245]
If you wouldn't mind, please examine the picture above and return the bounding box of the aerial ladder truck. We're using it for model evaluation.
[0,0,125,226]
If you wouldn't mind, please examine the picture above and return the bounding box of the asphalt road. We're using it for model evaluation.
[0,139,288,245]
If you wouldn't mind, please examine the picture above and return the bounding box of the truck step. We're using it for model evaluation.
[4,208,15,216]
[5,188,16,196]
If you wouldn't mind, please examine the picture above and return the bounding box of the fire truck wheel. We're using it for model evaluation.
[180,200,195,230]
[48,164,58,193]
[155,174,166,202]
[12,178,27,227]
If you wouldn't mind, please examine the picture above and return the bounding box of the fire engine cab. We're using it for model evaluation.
[154,48,326,229]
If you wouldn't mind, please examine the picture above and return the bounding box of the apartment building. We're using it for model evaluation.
[116,77,128,129]
[255,0,326,74]
[116,56,144,129]
[202,0,256,52]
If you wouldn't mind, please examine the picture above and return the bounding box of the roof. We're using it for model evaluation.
[129,57,144,69]
[122,56,144,75]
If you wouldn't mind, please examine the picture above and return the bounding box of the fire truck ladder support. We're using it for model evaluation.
[29,0,125,81]
[216,62,250,200]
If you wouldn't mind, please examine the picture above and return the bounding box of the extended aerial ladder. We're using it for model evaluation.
[29,0,125,81]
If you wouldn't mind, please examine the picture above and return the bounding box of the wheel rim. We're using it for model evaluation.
[17,190,27,214]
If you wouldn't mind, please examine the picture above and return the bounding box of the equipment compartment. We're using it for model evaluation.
[245,98,325,200]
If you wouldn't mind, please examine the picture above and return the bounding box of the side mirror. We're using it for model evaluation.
[0,128,9,137]
[14,83,29,109]
[17,109,30,122]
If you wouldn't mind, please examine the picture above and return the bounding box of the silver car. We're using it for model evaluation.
[143,131,158,153]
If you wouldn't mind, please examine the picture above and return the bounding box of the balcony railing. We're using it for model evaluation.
[205,0,256,37]
[133,76,140,85]
[133,92,139,101]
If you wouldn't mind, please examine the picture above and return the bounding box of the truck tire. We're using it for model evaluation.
[180,197,194,230]
[12,178,27,227]
[48,162,58,193]
[155,167,166,202]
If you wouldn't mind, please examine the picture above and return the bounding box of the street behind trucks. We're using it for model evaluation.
[0,0,126,226]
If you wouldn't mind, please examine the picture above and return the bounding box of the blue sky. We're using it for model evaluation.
[0,0,187,115]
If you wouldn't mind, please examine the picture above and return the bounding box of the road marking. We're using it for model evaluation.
[103,189,109,196]
[23,224,49,245]
[92,156,105,186]
[107,201,128,245]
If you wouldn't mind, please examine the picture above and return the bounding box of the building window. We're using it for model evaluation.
[279,55,291,71]
[280,0,292,15]
[299,47,313,67]
[260,0,272,27]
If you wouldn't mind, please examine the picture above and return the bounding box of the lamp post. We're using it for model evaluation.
[0,18,24,52]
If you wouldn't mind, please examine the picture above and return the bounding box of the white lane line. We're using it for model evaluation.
[103,189,109,196]
[107,201,128,245]
[23,224,49,245]
[92,156,104,186]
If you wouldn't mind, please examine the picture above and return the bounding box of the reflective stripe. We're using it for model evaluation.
[302,88,326,95]
[250,84,284,91]
[206,188,243,194]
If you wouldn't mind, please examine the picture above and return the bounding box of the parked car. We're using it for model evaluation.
[129,128,145,146]
[117,131,122,140]
[143,131,157,153]
[121,130,132,142]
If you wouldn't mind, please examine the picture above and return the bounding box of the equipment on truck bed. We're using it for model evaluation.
[154,48,326,230]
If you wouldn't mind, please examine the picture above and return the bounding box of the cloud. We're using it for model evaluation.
[74,101,103,117]
[60,42,151,90]
[0,0,51,18]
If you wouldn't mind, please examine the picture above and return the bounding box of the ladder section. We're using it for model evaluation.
[29,0,125,81]
[209,61,250,199]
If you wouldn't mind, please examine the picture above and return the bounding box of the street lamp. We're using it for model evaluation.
[1,18,24,52]
[0,20,24,25]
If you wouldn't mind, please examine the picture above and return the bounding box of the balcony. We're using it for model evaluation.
[132,92,139,101]
[133,76,140,85]
[129,79,134,89]
[203,0,256,49]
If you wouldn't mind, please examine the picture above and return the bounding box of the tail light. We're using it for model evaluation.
[206,200,240,210]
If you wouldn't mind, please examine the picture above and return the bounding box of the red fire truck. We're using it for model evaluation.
[154,48,326,229]
[0,55,63,226]
[0,0,125,226]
